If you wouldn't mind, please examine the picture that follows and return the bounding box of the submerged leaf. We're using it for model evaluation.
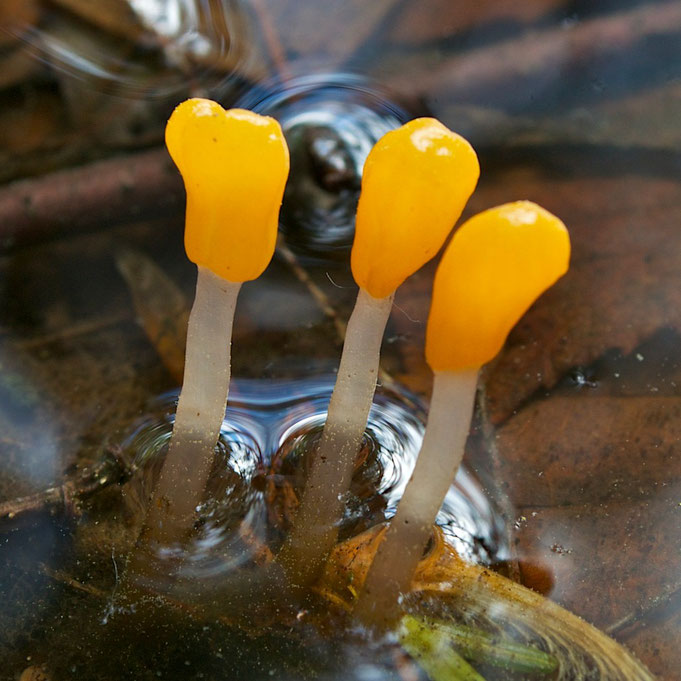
[319,526,655,681]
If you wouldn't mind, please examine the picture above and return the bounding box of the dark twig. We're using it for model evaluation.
[385,1,681,101]
[249,0,293,81]
[0,148,182,251]
[0,446,135,524]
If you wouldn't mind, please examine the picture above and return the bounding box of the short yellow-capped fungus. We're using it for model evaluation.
[356,202,569,626]
[426,201,570,372]
[166,98,290,282]
[351,117,480,299]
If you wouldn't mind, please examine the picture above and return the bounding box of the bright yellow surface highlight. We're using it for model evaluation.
[166,99,290,282]
[351,118,479,299]
[426,201,570,371]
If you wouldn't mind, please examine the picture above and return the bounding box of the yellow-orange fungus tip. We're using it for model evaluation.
[425,201,570,372]
[351,117,479,299]
[165,98,290,282]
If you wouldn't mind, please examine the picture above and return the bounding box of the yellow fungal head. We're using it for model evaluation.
[351,118,479,299]
[426,201,570,372]
[165,99,290,282]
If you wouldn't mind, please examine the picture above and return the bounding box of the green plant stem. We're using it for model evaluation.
[406,616,559,675]
[399,615,486,681]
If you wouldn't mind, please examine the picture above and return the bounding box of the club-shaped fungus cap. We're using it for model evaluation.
[166,98,290,282]
[426,201,570,371]
[351,118,479,300]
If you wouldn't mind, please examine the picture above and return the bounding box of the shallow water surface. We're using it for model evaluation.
[0,0,680,679]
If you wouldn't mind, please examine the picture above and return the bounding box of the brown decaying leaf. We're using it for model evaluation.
[385,167,681,420]
[115,248,189,384]
[618,608,681,681]
[513,492,681,643]
[19,666,50,681]
[472,170,681,423]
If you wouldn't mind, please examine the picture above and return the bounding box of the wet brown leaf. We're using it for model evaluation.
[513,492,681,635]
[618,608,681,681]
[471,171,681,423]
[495,396,681,507]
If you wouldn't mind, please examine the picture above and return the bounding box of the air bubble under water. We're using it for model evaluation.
[236,75,411,257]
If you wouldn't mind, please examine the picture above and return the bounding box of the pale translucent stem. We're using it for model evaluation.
[355,368,479,627]
[279,287,394,583]
[139,266,241,548]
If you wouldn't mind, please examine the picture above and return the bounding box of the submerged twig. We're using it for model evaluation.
[0,446,134,524]
[276,234,347,341]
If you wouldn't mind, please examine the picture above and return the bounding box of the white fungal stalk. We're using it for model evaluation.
[139,267,241,546]
[355,369,478,625]
[280,287,393,583]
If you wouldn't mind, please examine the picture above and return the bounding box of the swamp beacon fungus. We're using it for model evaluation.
[139,99,289,549]
[280,118,480,583]
[355,201,571,626]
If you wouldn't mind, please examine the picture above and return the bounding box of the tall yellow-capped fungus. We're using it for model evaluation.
[426,201,570,371]
[135,99,289,555]
[166,99,289,282]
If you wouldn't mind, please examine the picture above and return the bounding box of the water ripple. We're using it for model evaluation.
[121,376,505,585]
